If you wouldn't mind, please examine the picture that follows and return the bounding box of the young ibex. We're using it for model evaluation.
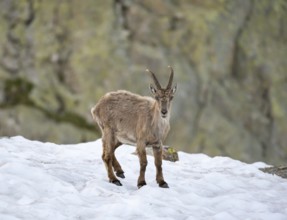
[91,66,177,188]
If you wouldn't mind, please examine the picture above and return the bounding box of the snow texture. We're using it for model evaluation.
[0,136,287,220]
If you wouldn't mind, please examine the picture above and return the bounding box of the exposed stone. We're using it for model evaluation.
[0,0,286,165]
[260,166,287,179]
[133,146,179,162]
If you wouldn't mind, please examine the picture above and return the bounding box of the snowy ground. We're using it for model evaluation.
[0,136,287,220]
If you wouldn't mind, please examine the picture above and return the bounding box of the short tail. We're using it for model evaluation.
[91,105,103,131]
[91,106,97,120]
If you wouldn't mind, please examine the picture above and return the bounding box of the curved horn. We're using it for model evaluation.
[146,69,162,89]
[166,66,174,89]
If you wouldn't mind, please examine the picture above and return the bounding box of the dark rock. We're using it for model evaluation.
[259,166,287,179]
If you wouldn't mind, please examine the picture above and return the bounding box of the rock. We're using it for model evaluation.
[162,146,179,162]
[0,0,286,165]
[0,105,96,144]
[260,166,287,179]
[134,146,179,162]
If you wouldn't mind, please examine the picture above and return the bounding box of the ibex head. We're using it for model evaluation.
[146,66,177,118]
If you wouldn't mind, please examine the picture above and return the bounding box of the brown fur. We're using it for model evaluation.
[91,67,176,188]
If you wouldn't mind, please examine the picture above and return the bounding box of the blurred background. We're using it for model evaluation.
[0,0,286,165]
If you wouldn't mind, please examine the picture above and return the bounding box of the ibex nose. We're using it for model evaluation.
[161,110,167,115]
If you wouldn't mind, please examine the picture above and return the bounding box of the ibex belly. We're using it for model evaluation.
[116,133,137,146]
[115,117,169,147]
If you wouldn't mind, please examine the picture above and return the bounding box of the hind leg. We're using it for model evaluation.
[102,128,122,186]
[112,142,125,178]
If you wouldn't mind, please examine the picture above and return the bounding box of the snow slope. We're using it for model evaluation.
[0,136,287,220]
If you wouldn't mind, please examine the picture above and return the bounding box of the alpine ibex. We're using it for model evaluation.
[91,67,177,188]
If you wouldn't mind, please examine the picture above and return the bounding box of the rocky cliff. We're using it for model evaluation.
[0,0,286,165]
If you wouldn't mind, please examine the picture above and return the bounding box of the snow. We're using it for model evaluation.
[0,136,287,220]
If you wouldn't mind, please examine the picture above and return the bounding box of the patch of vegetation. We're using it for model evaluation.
[3,77,34,106]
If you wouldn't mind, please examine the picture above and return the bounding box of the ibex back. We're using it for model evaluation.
[91,67,177,188]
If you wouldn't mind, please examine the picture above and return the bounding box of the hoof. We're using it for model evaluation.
[110,179,122,186]
[116,172,125,179]
[159,182,169,188]
[137,181,147,189]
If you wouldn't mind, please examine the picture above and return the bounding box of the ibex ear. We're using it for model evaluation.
[171,84,177,94]
[150,84,157,94]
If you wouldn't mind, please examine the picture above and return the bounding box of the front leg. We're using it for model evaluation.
[137,141,147,188]
[153,144,169,188]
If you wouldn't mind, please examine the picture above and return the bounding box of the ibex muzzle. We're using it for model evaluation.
[91,67,177,188]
